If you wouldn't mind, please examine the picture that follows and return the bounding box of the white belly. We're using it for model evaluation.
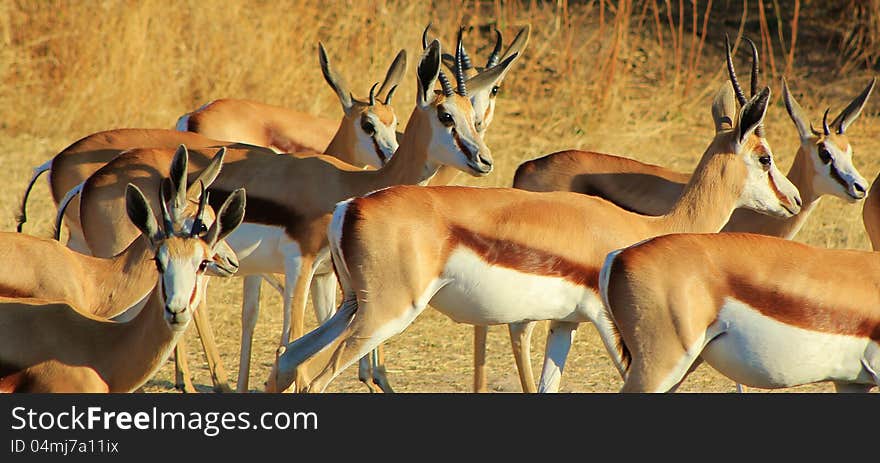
[429,247,599,325]
[701,298,875,388]
[224,223,289,275]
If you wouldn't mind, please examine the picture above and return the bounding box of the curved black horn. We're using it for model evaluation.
[725,34,748,107]
[744,38,763,136]
[424,22,455,97]
[822,107,831,136]
[190,181,207,237]
[454,27,467,96]
[460,43,474,71]
[368,82,379,106]
[159,178,175,235]
[486,29,503,68]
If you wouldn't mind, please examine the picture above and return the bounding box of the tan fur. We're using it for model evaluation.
[603,233,880,392]
[0,233,215,393]
[274,110,800,392]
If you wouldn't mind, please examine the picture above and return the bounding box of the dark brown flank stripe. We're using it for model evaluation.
[726,275,880,341]
[0,284,33,298]
[339,198,366,272]
[449,224,600,289]
[208,190,303,234]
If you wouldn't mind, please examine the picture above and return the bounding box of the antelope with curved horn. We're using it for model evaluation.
[598,232,880,393]
[16,44,405,240]
[426,23,530,186]
[176,43,406,168]
[489,40,874,393]
[0,176,246,393]
[69,39,514,393]
[266,50,803,393]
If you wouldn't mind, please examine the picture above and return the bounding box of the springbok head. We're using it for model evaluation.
[125,174,245,331]
[709,36,801,218]
[415,31,518,177]
[782,76,874,201]
[438,24,530,136]
[319,42,405,167]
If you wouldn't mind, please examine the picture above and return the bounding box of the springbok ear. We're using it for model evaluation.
[467,52,519,96]
[781,77,812,140]
[737,86,771,146]
[125,183,162,243]
[830,77,876,134]
[417,39,442,108]
[204,188,246,248]
[187,147,225,199]
[318,42,353,113]
[711,80,737,133]
[501,25,530,61]
[169,144,189,214]
[377,50,407,104]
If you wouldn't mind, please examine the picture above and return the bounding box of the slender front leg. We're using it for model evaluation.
[357,355,382,393]
[537,321,578,393]
[174,334,197,393]
[192,296,232,393]
[237,275,263,393]
[473,325,488,392]
[509,321,537,393]
[371,345,394,393]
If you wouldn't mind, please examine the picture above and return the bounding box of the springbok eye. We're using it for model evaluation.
[758,155,772,167]
[361,120,375,136]
[818,146,832,164]
[198,260,210,273]
[438,111,454,127]
[490,86,500,97]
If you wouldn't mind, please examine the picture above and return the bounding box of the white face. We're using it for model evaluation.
[736,139,801,218]
[355,111,399,168]
[180,208,239,277]
[426,97,493,177]
[155,241,211,332]
[808,138,867,202]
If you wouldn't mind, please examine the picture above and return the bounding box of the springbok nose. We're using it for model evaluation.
[854,183,867,195]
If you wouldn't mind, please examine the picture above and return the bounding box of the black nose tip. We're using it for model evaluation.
[854,183,866,194]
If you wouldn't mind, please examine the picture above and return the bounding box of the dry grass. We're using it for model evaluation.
[1,1,878,393]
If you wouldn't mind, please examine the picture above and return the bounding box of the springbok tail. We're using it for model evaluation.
[53,181,84,241]
[16,158,53,233]
[597,247,633,379]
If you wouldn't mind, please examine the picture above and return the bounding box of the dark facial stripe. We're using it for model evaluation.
[371,134,387,164]
[451,128,474,161]
[449,224,600,289]
[727,275,880,341]
[767,172,793,209]
[828,163,851,191]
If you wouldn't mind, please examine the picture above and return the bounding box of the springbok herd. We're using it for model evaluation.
[1,24,878,394]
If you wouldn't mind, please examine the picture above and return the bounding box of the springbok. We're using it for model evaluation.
[175,43,406,168]
[862,173,880,250]
[493,47,875,393]
[67,39,514,392]
[598,232,879,393]
[265,55,803,393]
[426,23,529,186]
[0,177,245,392]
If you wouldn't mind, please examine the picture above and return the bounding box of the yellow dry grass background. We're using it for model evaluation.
[1,0,878,393]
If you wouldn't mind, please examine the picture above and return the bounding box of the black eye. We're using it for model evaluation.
[818,146,832,164]
[490,86,500,97]
[361,120,375,135]
[438,111,454,127]
[198,261,210,273]
[759,155,772,167]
